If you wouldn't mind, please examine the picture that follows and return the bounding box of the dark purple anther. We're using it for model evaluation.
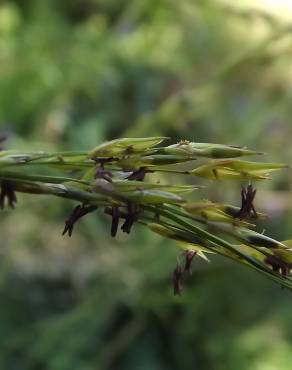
[183,250,197,275]
[235,184,257,220]
[62,204,97,237]
[121,203,140,234]
[0,180,17,209]
[173,264,184,296]
[95,161,113,183]
[111,206,120,237]
[126,167,153,181]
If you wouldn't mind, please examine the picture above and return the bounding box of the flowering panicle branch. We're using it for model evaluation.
[0,137,291,293]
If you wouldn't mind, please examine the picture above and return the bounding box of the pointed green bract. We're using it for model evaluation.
[117,154,197,170]
[183,201,252,226]
[164,141,263,158]
[88,137,168,158]
[190,159,288,180]
[184,201,266,222]
[236,244,267,261]
[111,180,201,194]
[91,180,185,204]
[236,243,292,269]
[119,189,185,204]
[230,227,287,249]
[147,222,214,258]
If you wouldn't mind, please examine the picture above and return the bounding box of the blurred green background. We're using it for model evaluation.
[1,1,292,369]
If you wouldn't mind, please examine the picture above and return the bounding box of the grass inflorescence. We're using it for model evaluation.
[0,137,291,294]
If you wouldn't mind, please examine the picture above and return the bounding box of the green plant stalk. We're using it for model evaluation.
[9,180,111,205]
[0,170,90,185]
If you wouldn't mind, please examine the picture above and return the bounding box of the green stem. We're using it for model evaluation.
[0,170,90,185]
[8,180,111,205]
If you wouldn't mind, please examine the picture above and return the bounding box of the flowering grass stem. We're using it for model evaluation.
[0,137,291,293]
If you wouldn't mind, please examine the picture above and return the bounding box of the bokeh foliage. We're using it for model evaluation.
[0,1,292,369]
